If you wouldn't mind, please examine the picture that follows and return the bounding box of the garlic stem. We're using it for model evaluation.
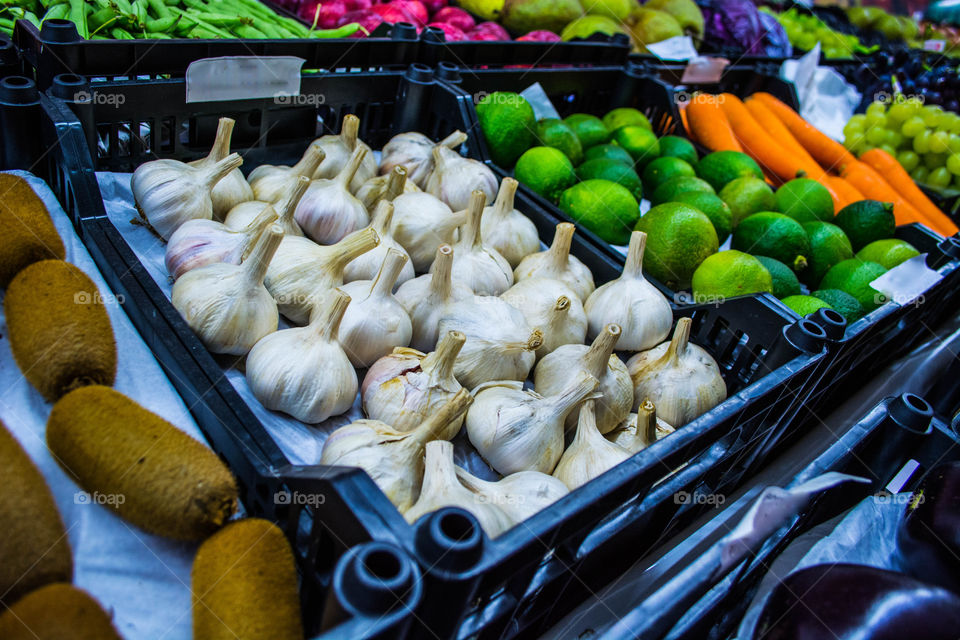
[242,219,282,287]
[274,176,309,231]
[421,330,464,386]
[201,153,244,191]
[585,324,621,376]
[549,222,576,272]
[338,146,368,189]
[385,166,407,201]
[291,143,326,178]
[206,117,234,162]
[490,177,517,222]
[623,227,646,279]
[341,114,360,149]
[370,201,395,238]
[667,317,692,364]
[460,190,486,249]
[429,244,455,299]
[331,227,382,274]
[312,289,351,342]
[547,371,597,418]
[371,248,407,298]
[437,130,468,150]
[409,387,473,445]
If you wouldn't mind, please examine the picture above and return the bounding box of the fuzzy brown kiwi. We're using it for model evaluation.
[4,259,117,401]
[0,174,66,287]
[0,420,72,607]
[0,583,122,639]
[192,518,304,640]
[46,386,238,541]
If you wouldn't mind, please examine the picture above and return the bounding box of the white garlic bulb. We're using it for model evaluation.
[246,288,356,423]
[337,249,413,368]
[343,201,415,286]
[164,205,277,280]
[171,224,282,355]
[480,178,539,269]
[380,130,468,189]
[361,330,465,438]
[248,143,325,204]
[437,296,543,390]
[534,323,633,435]
[625,317,726,427]
[450,190,514,296]
[311,114,377,192]
[391,191,465,273]
[514,223,595,302]
[405,440,515,538]
[265,228,379,324]
[395,244,473,352]
[552,400,632,490]
[501,277,587,360]
[223,175,308,237]
[355,165,421,211]
[188,117,254,220]
[426,145,498,212]
[606,400,675,454]
[455,467,570,522]
[465,373,599,475]
[321,389,473,512]
[295,146,371,245]
[584,231,672,352]
[132,153,243,239]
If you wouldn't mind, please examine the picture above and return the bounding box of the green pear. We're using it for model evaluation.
[501,0,583,35]
[561,15,629,40]
[626,8,683,53]
[643,0,704,39]
[582,0,633,21]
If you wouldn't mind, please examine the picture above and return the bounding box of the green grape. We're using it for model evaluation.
[843,121,864,139]
[953,173,960,189]
[884,129,904,148]
[930,131,951,154]
[878,144,898,157]
[949,134,960,154]
[901,116,925,138]
[913,130,932,153]
[845,132,866,152]
[865,112,886,128]
[922,106,943,128]
[847,114,868,129]
[928,167,951,188]
[950,118,960,136]
[924,152,947,170]
[897,150,921,172]
[887,101,912,124]
[947,154,960,176]
[912,166,930,183]
[866,101,887,117]
[866,127,888,145]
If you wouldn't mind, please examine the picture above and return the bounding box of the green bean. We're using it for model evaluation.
[0,17,14,29]
[109,26,133,38]
[146,0,170,18]
[130,0,146,26]
[169,8,231,37]
[311,22,361,38]
[145,14,177,30]
[42,4,70,20]
[233,23,267,38]
[188,25,220,38]
[23,9,41,27]
[38,0,65,10]
[112,0,133,15]
[87,6,116,29]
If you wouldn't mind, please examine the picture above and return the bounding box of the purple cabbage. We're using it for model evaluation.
[698,0,791,56]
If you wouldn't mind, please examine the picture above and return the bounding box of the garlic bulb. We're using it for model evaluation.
[533,323,633,435]
[361,330,465,438]
[480,178,539,269]
[552,400,632,490]
[437,296,543,390]
[395,245,473,352]
[337,249,413,367]
[321,389,473,512]
[465,373,599,475]
[246,289,356,423]
[426,146,498,212]
[171,224,282,355]
[380,130,468,189]
[295,146,371,245]
[501,277,587,359]
[223,175,308,237]
[455,467,569,522]
[450,190,513,296]
[188,117,254,220]
[343,201,415,286]
[248,143,325,204]
[584,231,672,352]
[355,165,420,212]
[132,153,243,239]
[514,223,596,302]
[311,114,377,192]
[405,440,515,538]
[606,400,675,454]
[625,317,727,427]
[265,228,379,324]
[391,191,465,273]
[164,205,277,280]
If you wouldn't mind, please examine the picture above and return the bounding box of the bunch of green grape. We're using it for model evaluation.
[762,7,862,59]
[843,96,960,191]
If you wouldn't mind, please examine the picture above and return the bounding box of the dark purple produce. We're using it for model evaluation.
[698,0,791,56]
[898,461,960,594]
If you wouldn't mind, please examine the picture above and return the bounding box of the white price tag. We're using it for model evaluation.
[646,35,699,61]
[680,56,730,83]
[871,253,944,307]
[923,39,946,52]
[186,56,305,104]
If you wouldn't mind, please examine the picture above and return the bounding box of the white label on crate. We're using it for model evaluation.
[646,35,699,61]
[924,40,946,52]
[871,253,943,307]
[519,82,560,120]
[185,56,305,104]
[680,56,730,83]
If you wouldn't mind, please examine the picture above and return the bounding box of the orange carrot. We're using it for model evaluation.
[686,94,742,152]
[841,161,931,228]
[744,98,823,171]
[753,92,857,173]
[720,94,805,180]
[825,176,864,209]
[679,106,693,142]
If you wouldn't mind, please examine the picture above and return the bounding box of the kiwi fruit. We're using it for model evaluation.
[5,260,117,401]
[0,583,122,639]
[0,420,72,607]
[192,518,303,640]
[0,174,65,287]
[47,386,238,541]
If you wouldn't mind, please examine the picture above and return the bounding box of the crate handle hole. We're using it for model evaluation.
[439,511,475,543]
[361,549,402,582]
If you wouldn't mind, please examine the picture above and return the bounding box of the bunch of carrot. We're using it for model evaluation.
[684,92,958,237]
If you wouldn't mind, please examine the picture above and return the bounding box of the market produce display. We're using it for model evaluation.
[763,6,871,58]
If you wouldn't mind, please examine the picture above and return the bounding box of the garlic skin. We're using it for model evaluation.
[465,373,599,475]
[355,165,420,211]
[380,130,468,189]
[188,117,254,220]
[337,249,413,368]
[450,190,514,296]
[295,146,371,245]
[534,323,633,435]
[481,178,539,269]
[171,224,282,355]
[223,175,308,237]
[625,317,727,427]
[311,114,377,192]
[248,143,325,204]
[552,400,632,490]
[426,146,498,212]
[606,400,675,454]
[514,223,596,302]
[361,330,465,438]
[501,277,587,359]
[164,206,277,280]
[455,467,569,522]
[246,289,356,423]
[391,191,465,273]
[395,245,473,352]
[321,389,473,512]
[132,153,243,239]
[343,201,415,286]
[405,440,515,538]
[437,296,543,390]
[265,228,379,324]
[584,231,672,351]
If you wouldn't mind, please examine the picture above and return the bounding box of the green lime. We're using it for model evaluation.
[812,288,865,323]
[801,221,853,286]
[611,125,660,168]
[670,191,732,244]
[642,157,696,192]
[576,159,643,201]
[476,92,536,167]
[819,259,888,311]
[559,179,640,245]
[563,113,611,149]
[775,178,835,224]
[781,294,833,316]
[658,135,698,167]
[692,250,773,301]
[856,238,920,269]
[755,255,802,299]
[514,146,577,203]
[719,177,776,227]
[534,118,584,165]
[584,144,635,166]
[732,212,811,274]
[651,176,715,205]
[634,203,719,290]
[696,151,764,191]
[833,200,896,252]
[602,107,651,133]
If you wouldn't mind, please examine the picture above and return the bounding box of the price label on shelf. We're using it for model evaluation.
[923,40,946,52]
[186,57,306,104]
[680,56,730,83]
[646,35,699,61]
